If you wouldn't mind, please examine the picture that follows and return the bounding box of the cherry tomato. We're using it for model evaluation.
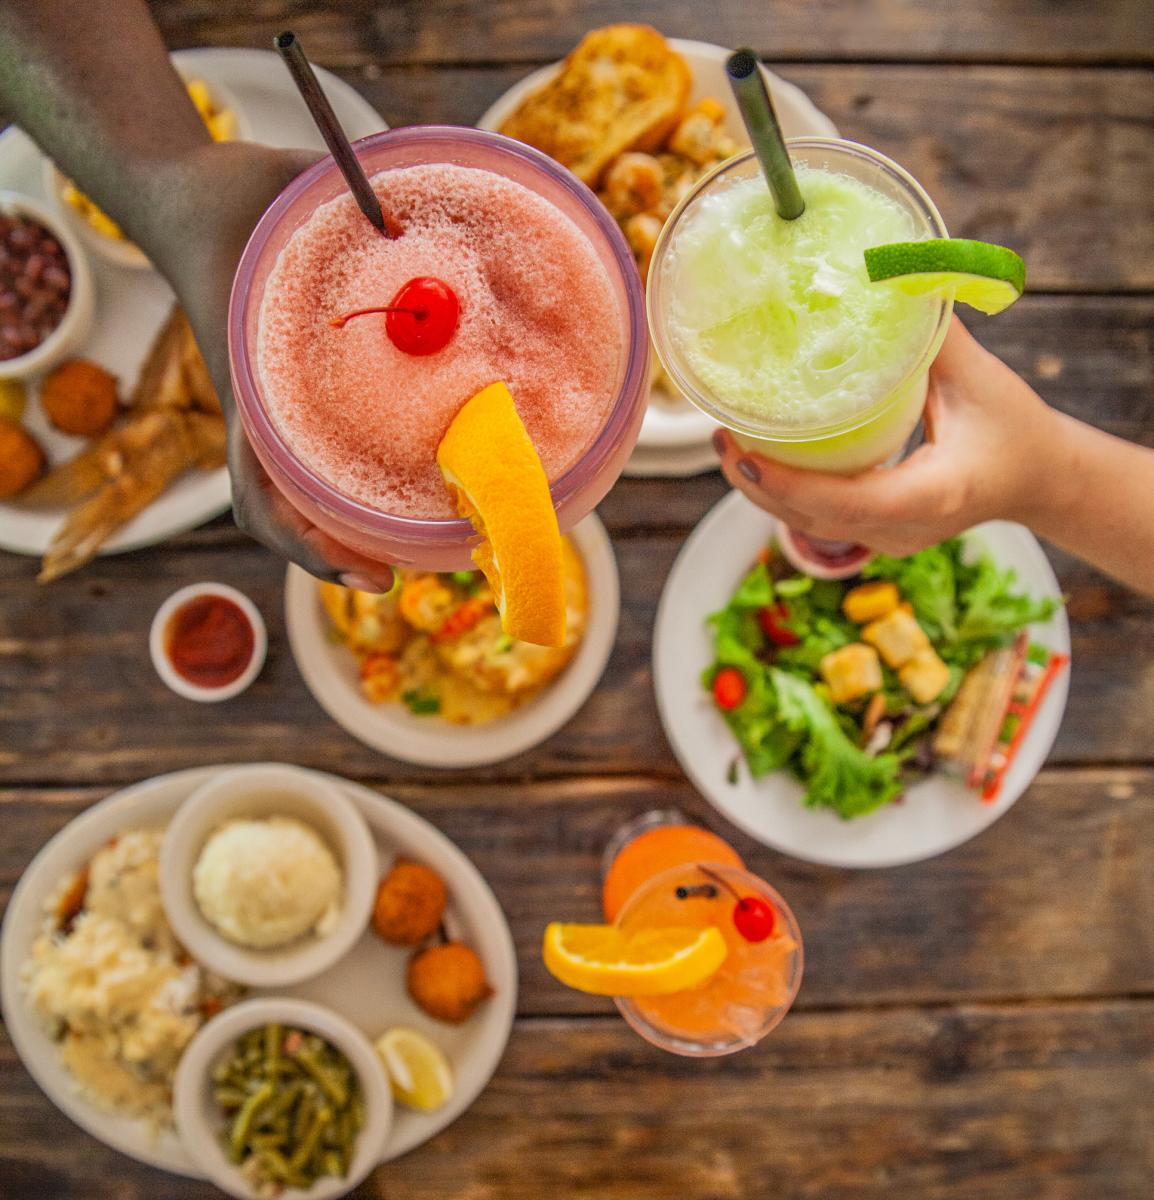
[758,602,799,646]
[712,666,747,711]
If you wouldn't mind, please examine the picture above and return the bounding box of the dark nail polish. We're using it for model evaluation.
[737,457,761,484]
[711,429,728,456]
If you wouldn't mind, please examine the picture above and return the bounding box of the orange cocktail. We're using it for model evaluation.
[602,813,803,1057]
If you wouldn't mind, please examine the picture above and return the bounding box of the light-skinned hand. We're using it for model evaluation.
[712,318,1061,557]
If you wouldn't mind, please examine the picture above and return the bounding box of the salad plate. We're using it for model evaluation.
[654,492,1070,868]
[0,765,517,1177]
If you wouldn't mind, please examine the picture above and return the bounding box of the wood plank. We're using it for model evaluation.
[3,501,1154,784]
[3,768,1152,1013]
[3,519,1154,782]
[148,0,1154,66]
[337,64,1154,293]
[4,1002,1152,1198]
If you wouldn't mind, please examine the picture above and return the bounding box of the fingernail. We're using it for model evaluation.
[737,457,761,484]
[711,429,728,456]
[340,572,390,594]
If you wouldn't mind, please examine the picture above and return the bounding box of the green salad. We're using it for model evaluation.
[704,537,1059,819]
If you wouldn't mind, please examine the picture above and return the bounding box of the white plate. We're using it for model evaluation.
[653,492,1071,868]
[0,48,387,559]
[285,515,620,767]
[0,764,517,1177]
[477,39,839,475]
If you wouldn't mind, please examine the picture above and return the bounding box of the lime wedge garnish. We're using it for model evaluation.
[864,239,1025,315]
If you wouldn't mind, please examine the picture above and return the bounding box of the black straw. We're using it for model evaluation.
[725,48,805,221]
[274,32,402,238]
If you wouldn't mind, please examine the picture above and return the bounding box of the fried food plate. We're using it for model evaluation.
[0,765,517,1178]
[0,49,386,559]
[477,39,839,476]
[653,492,1071,868]
[285,514,620,767]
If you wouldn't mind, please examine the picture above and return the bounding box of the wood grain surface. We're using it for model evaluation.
[150,0,1154,65]
[2,3,1152,1197]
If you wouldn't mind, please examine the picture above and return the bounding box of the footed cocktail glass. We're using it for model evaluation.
[602,811,803,1057]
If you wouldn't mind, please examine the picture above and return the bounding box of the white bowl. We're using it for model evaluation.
[150,582,268,703]
[174,996,393,1200]
[284,514,619,767]
[41,67,251,271]
[0,191,95,380]
[160,764,378,986]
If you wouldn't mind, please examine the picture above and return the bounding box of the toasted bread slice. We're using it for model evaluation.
[499,24,692,185]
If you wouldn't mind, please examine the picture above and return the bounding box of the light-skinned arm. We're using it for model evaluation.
[714,318,1154,597]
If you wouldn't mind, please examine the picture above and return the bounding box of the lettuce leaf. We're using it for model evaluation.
[956,556,1058,648]
[770,669,904,819]
[865,538,1057,666]
[864,540,962,641]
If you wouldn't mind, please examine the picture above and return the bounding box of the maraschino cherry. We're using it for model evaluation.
[681,864,776,943]
[331,276,460,356]
[732,895,775,942]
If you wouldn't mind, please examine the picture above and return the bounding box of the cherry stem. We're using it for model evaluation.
[330,305,427,329]
[675,884,718,900]
[695,863,745,903]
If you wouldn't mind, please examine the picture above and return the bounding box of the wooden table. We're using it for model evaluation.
[3,3,1153,1196]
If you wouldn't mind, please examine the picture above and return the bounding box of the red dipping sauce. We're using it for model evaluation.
[165,594,256,689]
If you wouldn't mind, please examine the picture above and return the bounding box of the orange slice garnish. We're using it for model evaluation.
[436,381,566,647]
[542,923,729,997]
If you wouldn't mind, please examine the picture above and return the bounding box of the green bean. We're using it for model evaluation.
[229,1081,273,1159]
[212,1086,248,1109]
[322,1150,343,1178]
[349,1088,364,1132]
[292,1088,315,1141]
[289,1105,332,1172]
[263,1080,301,1123]
[255,1148,292,1182]
[264,1022,281,1075]
[297,1048,348,1107]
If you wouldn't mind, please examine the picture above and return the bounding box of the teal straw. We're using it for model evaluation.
[726,48,805,220]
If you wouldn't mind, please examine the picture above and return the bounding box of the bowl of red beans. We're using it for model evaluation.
[0,192,94,381]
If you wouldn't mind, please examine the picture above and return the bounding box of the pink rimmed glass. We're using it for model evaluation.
[228,126,649,570]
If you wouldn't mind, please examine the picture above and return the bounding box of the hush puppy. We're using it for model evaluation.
[0,417,45,496]
[407,942,493,1024]
[372,859,448,945]
[41,358,119,436]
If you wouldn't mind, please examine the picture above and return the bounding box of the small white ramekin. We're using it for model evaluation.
[150,582,268,703]
[0,191,95,381]
[159,763,378,987]
[174,996,393,1200]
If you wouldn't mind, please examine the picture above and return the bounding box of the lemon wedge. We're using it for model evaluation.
[375,1027,454,1112]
